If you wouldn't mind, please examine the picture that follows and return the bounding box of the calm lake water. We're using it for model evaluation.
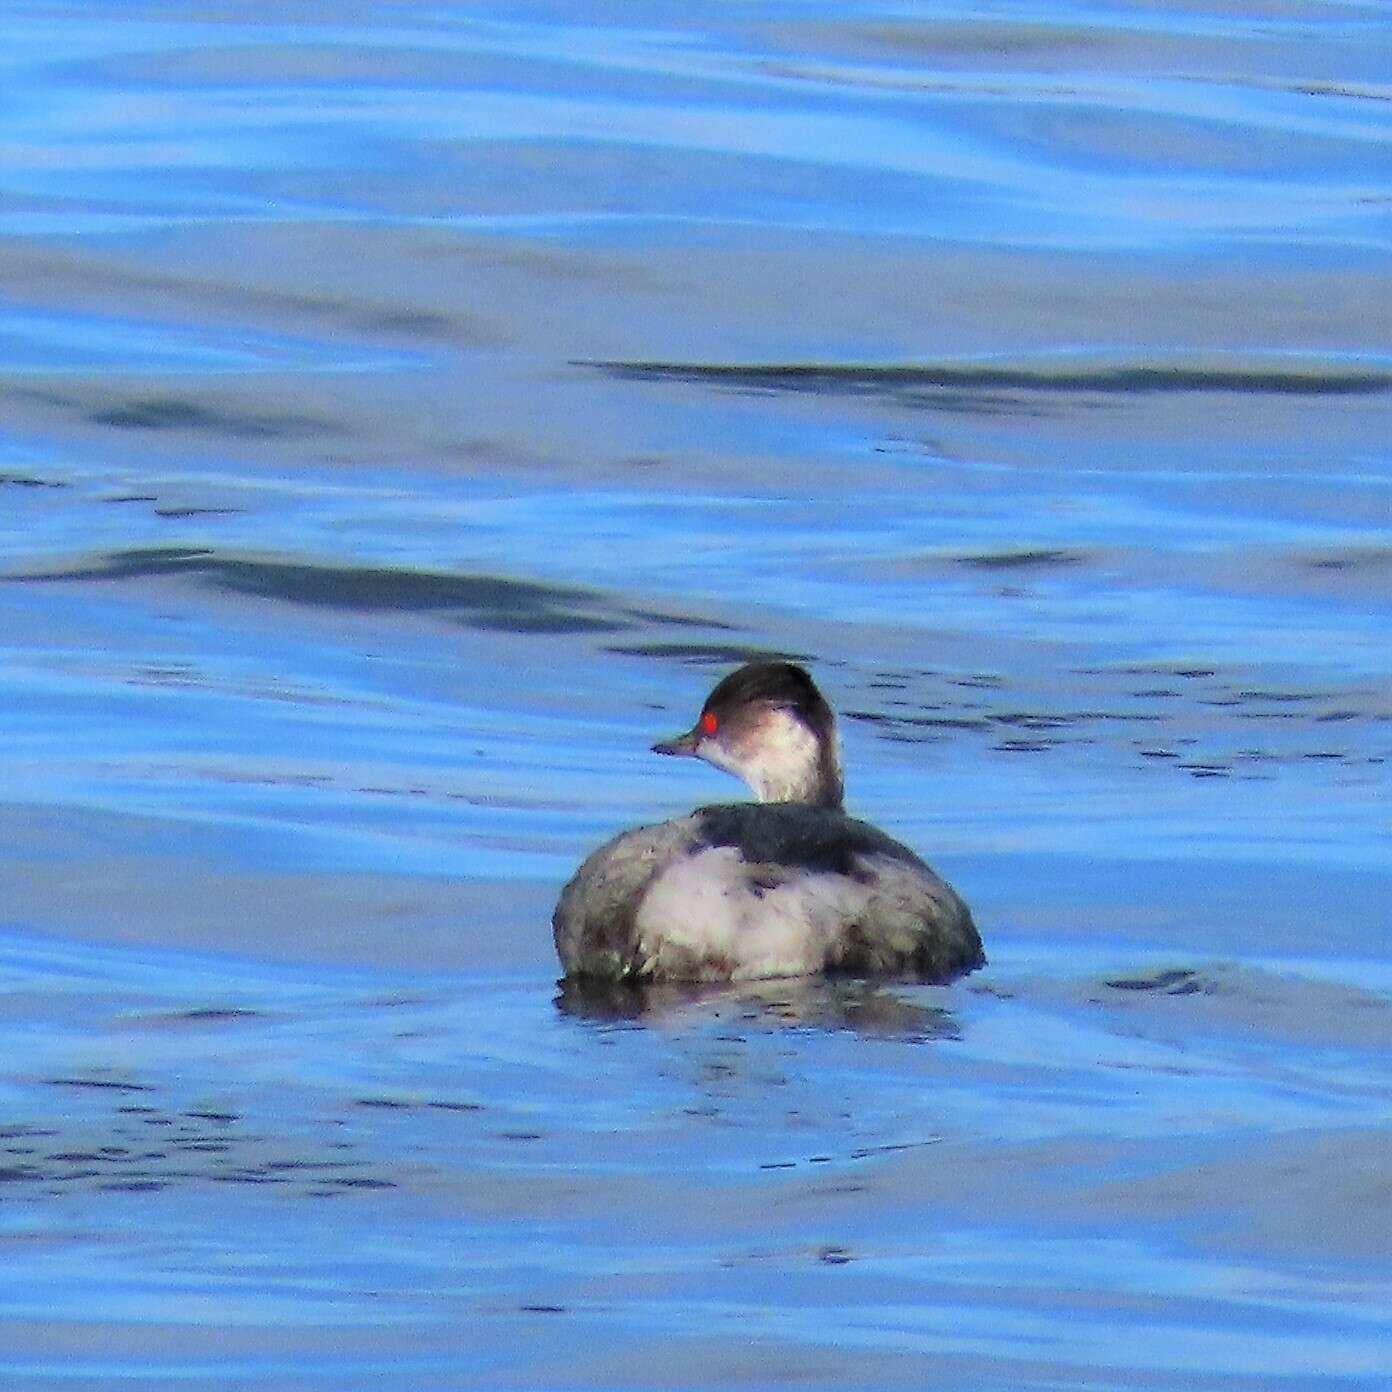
[1,2,1389,1387]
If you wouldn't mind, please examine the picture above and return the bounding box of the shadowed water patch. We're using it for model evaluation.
[89,396,339,439]
[1305,546,1392,602]
[620,607,741,631]
[839,658,1389,779]
[604,641,812,666]
[1077,962,1392,1050]
[0,303,420,375]
[846,709,992,735]
[0,1106,401,1197]
[44,1076,154,1094]
[150,505,243,519]
[955,548,1087,570]
[11,547,646,635]
[1308,546,1392,573]
[1106,967,1205,995]
[466,608,622,634]
[129,1007,266,1026]
[0,473,67,490]
[586,353,1392,406]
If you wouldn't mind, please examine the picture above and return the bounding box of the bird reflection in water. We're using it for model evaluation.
[555,974,961,1041]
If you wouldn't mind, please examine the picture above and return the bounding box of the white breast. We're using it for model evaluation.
[634,847,865,980]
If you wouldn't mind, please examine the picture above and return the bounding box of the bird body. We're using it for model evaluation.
[553,663,983,984]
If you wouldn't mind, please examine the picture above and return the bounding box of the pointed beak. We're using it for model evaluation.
[652,727,701,757]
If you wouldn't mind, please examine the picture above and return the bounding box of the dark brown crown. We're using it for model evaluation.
[703,662,836,744]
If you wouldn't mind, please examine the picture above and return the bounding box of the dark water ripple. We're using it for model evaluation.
[588,351,1392,399]
[16,548,626,634]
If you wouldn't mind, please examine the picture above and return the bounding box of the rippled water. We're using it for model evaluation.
[1,2,1389,1387]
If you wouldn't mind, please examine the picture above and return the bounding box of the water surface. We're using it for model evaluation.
[1,1,1389,1387]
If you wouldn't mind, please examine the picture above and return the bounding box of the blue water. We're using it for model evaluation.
[1,2,1389,1387]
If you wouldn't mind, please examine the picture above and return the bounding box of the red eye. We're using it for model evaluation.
[700,710,718,736]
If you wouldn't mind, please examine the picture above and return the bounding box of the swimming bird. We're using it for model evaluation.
[553,662,983,982]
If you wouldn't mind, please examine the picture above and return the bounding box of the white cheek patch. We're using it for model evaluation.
[696,735,748,783]
[732,708,823,803]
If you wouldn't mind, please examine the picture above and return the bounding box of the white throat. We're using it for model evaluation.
[703,708,842,807]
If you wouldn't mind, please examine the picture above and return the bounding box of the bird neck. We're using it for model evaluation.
[741,712,844,809]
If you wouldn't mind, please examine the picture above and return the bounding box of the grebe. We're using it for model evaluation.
[553,662,983,983]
